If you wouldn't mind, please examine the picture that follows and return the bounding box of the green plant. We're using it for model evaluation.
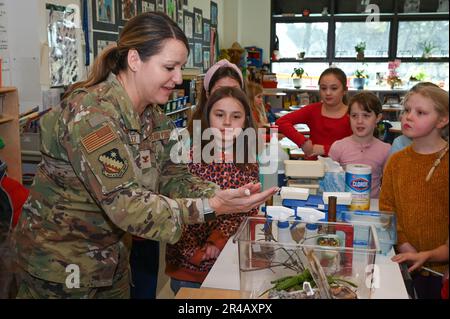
[291,67,307,78]
[355,41,366,53]
[421,41,437,55]
[354,69,369,79]
[409,71,427,81]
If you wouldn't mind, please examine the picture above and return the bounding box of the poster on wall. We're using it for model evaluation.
[93,31,118,58]
[203,48,210,71]
[203,18,210,45]
[119,0,138,25]
[176,0,183,29]
[0,1,11,86]
[186,42,194,68]
[47,4,82,87]
[156,0,165,12]
[166,0,176,21]
[193,7,202,38]
[194,41,202,67]
[138,0,156,13]
[91,0,117,31]
[183,10,193,40]
[210,1,218,27]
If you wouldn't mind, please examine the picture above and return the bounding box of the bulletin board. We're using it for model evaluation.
[46,3,82,87]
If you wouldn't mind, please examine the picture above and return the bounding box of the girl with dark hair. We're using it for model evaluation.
[188,59,245,134]
[329,92,391,198]
[166,87,261,294]
[13,12,276,299]
[276,67,352,160]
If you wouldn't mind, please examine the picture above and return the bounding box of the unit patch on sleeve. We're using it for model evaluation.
[98,148,129,178]
[81,125,117,154]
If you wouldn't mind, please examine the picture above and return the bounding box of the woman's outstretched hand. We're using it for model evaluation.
[209,183,279,215]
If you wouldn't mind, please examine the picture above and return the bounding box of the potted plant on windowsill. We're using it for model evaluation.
[355,41,366,61]
[353,69,368,90]
[420,41,438,59]
[409,71,427,86]
[291,67,307,89]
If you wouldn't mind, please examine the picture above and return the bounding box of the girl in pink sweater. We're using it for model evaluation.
[329,92,391,198]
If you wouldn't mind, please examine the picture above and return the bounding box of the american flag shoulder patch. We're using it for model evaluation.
[81,125,117,154]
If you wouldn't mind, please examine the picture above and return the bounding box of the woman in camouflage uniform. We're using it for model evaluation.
[13,12,277,299]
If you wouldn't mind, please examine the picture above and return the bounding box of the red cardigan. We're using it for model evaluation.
[276,102,352,159]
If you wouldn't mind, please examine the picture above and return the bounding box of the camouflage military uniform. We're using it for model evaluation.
[13,75,218,298]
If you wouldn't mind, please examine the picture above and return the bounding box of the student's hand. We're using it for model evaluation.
[397,242,418,254]
[201,244,221,261]
[391,251,431,272]
[209,183,279,215]
[302,140,325,158]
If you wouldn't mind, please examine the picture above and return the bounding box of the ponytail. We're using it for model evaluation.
[63,12,188,99]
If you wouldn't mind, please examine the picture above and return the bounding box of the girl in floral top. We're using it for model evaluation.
[165,86,261,294]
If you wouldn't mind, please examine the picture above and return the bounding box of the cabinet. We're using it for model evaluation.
[0,87,22,183]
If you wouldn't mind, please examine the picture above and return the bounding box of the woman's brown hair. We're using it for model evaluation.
[64,12,188,98]
[188,86,259,169]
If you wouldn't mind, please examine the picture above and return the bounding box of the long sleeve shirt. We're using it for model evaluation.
[14,76,218,287]
[166,159,259,283]
[276,102,352,160]
[329,136,391,198]
[380,146,449,273]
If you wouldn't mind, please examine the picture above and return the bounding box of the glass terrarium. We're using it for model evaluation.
[233,216,380,299]
[337,210,397,255]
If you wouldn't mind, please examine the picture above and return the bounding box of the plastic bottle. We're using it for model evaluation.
[277,219,292,244]
[258,127,280,192]
[303,223,319,246]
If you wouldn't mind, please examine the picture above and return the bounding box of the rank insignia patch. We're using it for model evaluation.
[98,148,129,178]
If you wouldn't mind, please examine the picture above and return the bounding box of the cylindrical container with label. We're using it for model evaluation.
[345,164,371,210]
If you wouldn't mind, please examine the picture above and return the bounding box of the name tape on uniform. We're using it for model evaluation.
[150,130,171,142]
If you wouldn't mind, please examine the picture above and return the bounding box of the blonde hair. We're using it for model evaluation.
[246,81,268,127]
[404,83,449,139]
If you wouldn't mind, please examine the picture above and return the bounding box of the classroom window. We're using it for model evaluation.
[275,22,328,59]
[335,21,391,58]
[397,20,449,58]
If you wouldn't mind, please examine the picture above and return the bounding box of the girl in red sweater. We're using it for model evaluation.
[276,67,352,160]
[165,87,261,294]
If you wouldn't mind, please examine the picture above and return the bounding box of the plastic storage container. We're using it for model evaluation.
[233,216,380,299]
[337,210,397,255]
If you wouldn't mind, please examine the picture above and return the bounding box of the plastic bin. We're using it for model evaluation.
[233,216,380,299]
[337,210,397,255]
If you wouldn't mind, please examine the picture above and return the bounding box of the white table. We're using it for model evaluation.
[202,239,409,299]
[202,199,409,299]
